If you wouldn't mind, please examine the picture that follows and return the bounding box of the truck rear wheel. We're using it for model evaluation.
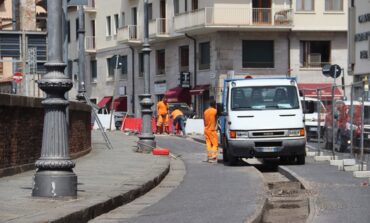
[296,155,305,165]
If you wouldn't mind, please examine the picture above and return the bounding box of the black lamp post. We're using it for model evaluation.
[137,0,156,152]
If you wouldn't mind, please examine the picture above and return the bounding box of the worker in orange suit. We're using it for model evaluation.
[203,100,218,163]
[156,97,169,134]
[170,107,186,136]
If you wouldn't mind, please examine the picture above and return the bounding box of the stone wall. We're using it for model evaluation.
[0,94,91,177]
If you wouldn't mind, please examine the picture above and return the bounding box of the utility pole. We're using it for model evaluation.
[32,1,77,198]
[76,5,86,101]
[137,0,156,152]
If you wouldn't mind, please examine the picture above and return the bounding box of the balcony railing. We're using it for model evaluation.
[117,25,141,43]
[85,0,96,13]
[174,6,293,32]
[149,18,168,36]
[85,36,96,52]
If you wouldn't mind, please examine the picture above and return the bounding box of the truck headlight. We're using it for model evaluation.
[236,131,249,138]
[288,129,305,137]
[229,130,249,138]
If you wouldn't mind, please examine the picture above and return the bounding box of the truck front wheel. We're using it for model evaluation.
[223,141,238,166]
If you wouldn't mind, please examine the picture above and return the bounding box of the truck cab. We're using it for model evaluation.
[219,78,306,165]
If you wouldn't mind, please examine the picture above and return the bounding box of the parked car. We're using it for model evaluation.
[301,97,327,141]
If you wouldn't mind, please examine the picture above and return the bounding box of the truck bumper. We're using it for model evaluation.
[227,138,306,158]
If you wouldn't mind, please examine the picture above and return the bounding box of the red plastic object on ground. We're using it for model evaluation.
[152,148,170,156]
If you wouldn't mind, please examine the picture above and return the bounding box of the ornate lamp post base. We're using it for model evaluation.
[32,170,77,197]
[137,94,156,153]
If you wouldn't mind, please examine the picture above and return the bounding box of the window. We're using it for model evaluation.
[67,21,70,43]
[121,12,125,28]
[106,16,111,36]
[91,59,97,82]
[132,7,137,25]
[199,42,210,70]
[157,49,165,75]
[231,86,299,111]
[107,56,116,78]
[242,40,274,68]
[75,18,79,40]
[148,3,153,20]
[179,45,189,72]
[296,0,314,11]
[192,0,198,11]
[107,55,128,79]
[300,41,331,68]
[114,14,119,35]
[325,0,343,11]
[139,53,144,77]
[185,0,188,12]
[174,0,179,14]
[120,55,128,79]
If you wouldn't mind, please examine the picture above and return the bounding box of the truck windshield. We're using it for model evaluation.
[231,86,299,110]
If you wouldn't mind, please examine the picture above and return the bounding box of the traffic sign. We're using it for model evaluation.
[330,64,342,78]
[12,72,23,84]
[322,64,342,79]
[322,64,331,77]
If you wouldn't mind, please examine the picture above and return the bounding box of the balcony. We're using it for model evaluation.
[174,6,293,33]
[117,25,142,44]
[149,18,170,38]
[85,36,96,53]
[84,0,96,14]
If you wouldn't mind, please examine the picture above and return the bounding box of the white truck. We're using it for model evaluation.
[218,77,306,165]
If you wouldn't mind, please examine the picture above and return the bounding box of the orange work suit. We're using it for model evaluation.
[203,107,218,161]
[157,100,169,134]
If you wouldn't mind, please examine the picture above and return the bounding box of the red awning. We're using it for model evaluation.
[165,87,191,104]
[298,83,343,100]
[189,85,210,95]
[111,96,127,111]
[97,96,113,108]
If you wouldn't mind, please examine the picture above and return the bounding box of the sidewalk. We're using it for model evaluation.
[282,156,370,223]
[0,131,170,223]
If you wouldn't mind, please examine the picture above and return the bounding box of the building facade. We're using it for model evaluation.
[349,0,370,97]
[0,0,47,96]
[75,0,349,117]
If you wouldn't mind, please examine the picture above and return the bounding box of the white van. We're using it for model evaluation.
[219,78,306,165]
[301,97,326,141]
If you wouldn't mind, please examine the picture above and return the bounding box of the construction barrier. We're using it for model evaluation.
[120,117,185,134]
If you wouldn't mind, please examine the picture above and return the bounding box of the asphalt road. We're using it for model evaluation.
[124,136,265,223]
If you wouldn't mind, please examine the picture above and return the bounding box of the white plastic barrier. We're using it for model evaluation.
[185,118,204,135]
[93,114,114,130]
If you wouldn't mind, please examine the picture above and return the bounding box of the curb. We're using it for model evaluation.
[51,160,170,223]
[278,166,316,223]
[245,167,268,223]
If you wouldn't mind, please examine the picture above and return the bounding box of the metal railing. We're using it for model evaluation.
[302,81,370,171]
[117,25,140,42]
[174,6,292,31]
[253,8,271,24]
[85,36,95,51]
[149,18,168,36]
